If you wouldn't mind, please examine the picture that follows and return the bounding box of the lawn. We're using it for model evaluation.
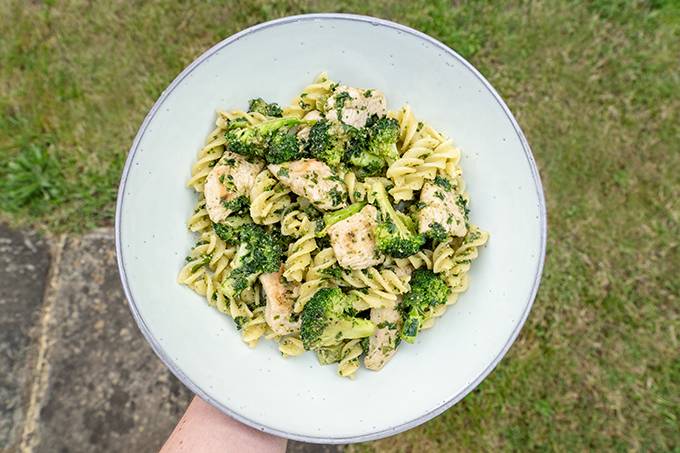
[1,0,678,451]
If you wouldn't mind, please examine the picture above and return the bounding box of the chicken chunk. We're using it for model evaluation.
[364,306,401,371]
[260,269,300,336]
[327,205,384,270]
[417,181,468,239]
[204,151,263,223]
[325,85,387,128]
[268,159,347,211]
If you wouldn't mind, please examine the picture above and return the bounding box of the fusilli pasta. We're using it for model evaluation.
[179,73,488,378]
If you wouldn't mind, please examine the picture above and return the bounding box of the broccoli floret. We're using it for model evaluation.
[306,119,345,167]
[400,269,450,343]
[248,98,283,117]
[348,150,385,176]
[225,117,304,159]
[212,216,252,244]
[221,195,250,216]
[300,287,375,350]
[371,181,425,258]
[322,202,366,229]
[367,116,399,162]
[424,222,449,243]
[222,224,284,299]
[267,130,302,164]
[342,117,398,173]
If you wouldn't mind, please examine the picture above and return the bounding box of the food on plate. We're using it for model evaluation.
[178,73,488,378]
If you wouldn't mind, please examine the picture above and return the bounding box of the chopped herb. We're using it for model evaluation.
[334,91,352,118]
[364,89,373,98]
[320,264,343,279]
[328,187,345,207]
[190,254,212,273]
[456,195,470,219]
[414,201,427,211]
[222,195,249,215]
[433,175,453,191]
[233,316,247,330]
[324,174,343,183]
[434,190,446,201]
[276,167,289,178]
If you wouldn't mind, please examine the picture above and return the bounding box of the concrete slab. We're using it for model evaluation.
[1,224,343,452]
[29,229,192,452]
[0,225,51,450]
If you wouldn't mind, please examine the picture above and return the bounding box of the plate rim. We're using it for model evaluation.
[115,12,547,444]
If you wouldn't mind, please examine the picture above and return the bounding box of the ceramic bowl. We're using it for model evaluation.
[116,13,546,443]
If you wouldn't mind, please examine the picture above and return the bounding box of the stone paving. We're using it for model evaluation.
[1,224,341,453]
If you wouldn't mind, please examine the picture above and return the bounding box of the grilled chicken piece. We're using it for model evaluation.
[364,306,401,371]
[325,85,387,128]
[204,151,263,223]
[417,181,468,239]
[327,205,384,270]
[268,159,347,211]
[260,269,300,336]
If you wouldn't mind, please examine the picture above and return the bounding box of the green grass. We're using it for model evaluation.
[1,0,678,450]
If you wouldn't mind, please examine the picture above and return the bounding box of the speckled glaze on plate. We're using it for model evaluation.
[115,13,546,444]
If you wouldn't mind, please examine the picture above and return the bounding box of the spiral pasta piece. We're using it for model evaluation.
[387,136,440,201]
[339,266,410,295]
[187,197,212,234]
[283,72,334,118]
[283,231,317,283]
[241,305,267,347]
[280,209,316,238]
[442,226,489,299]
[390,250,434,272]
[250,169,291,225]
[186,135,226,192]
[350,288,399,310]
[278,336,305,357]
[294,248,337,313]
[337,339,363,378]
[395,104,421,151]
[421,304,449,330]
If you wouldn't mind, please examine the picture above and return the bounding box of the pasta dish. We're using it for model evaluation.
[178,73,488,377]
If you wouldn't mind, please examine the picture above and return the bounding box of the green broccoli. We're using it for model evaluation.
[267,130,303,164]
[367,116,399,162]
[342,116,398,173]
[300,287,375,350]
[212,216,252,244]
[424,222,449,243]
[305,119,345,167]
[400,269,450,343]
[371,181,425,258]
[322,202,366,229]
[225,117,304,159]
[222,224,284,299]
[221,195,250,216]
[346,145,385,176]
[247,98,283,117]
